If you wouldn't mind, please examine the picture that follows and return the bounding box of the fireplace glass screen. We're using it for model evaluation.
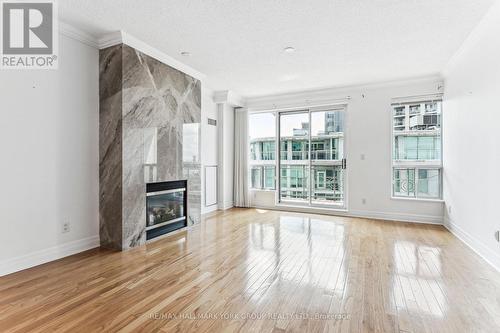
[146,189,185,227]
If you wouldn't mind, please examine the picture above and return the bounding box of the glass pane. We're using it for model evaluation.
[280,112,309,161]
[393,168,415,197]
[393,106,406,131]
[311,165,344,204]
[392,100,442,199]
[147,191,185,227]
[279,112,309,203]
[417,169,440,198]
[251,167,262,189]
[249,112,276,190]
[279,165,309,202]
[394,135,441,161]
[264,166,275,189]
[311,110,344,161]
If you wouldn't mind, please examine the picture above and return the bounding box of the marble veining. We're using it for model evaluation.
[99,44,201,250]
[99,44,123,250]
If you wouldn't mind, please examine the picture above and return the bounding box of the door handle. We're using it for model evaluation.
[342,158,347,169]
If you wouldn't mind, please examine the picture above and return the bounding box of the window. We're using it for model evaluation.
[263,166,275,189]
[248,107,346,207]
[251,167,262,189]
[392,99,442,199]
[249,112,276,190]
[316,171,326,189]
[278,108,346,206]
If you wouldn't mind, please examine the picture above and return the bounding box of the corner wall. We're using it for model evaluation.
[247,78,445,224]
[200,86,219,214]
[0,34,99,276]
[443,1,500,270]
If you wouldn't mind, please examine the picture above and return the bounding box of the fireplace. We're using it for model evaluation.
[146,180,188,240]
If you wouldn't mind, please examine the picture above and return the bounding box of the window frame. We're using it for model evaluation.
[390,97,444,202]
[248,112,277,191]
[316,170,326,189]
[276,106,348,208]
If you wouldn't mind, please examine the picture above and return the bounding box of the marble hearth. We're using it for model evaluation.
[99,43,201,250]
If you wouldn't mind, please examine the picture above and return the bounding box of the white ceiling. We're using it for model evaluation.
[60,0,496,97]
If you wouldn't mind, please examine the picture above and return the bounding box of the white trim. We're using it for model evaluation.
[221,203,234,210]
[391,93,443,104]
[274,106,349,210]
[444,217,500,273]
[59,22,99,48]
[202,205,218,215]
[390,196,444,203]
[246,75,443,111]
[0,235,99,277]
[348,209,443,224]
[97,31,205,80]
[217,104,225,210]
[251,205,443,225]
[390,100,444,200]
[97,31,122,49]
[214,90,245,107]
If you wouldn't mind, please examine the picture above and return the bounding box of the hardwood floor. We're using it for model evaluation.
[1,208,500,333]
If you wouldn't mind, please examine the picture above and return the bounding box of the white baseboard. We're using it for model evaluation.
[251,205,443,225]
[202,205,218,215]
[0,235,99,277]
[219,202,234,210]
[349,209,443,225]
[444,217,500,273]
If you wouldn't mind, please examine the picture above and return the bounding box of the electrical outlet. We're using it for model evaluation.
[360,154,366,160]
[62,221,70,233]
[362,198,366,205]
[495,231,500,243]
[448,205,452,214]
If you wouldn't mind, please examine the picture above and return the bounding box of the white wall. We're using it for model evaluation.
[200,86,219,214]
[217,103,235,210]
[443,1,500,271]
[247,78,445,224]
[0,34,99,275]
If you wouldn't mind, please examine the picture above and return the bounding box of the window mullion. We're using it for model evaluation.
[308,110,312,206]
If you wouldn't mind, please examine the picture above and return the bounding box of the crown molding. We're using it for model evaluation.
[97,31,123,49]
[442,0,500,78]
[59,22,99,48]
[97,31,205,81]
[213,90,245,107]
[245,74,443,111]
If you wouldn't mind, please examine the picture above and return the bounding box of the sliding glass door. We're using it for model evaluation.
[279,111,310,203]
[278,107,346,208]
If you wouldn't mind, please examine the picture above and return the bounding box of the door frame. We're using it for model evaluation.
[274,105,349,210]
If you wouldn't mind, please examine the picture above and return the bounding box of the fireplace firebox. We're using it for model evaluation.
[146,180,187,240]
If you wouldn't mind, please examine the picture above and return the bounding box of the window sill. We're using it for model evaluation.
[276,202,347,212]
[250,188,276,192]
[390,196,444,203]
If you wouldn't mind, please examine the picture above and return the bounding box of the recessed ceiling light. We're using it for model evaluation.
[283,47,296,53]
[180,51,191,57]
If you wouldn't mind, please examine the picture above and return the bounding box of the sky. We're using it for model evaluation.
[249,112,328,139]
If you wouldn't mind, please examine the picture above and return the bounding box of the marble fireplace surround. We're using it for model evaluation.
[99,43,201,250]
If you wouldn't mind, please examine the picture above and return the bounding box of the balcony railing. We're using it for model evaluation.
[394,148,441,160]
[310,149,339,160]
[252,149,341,161]
[276,149,339,161]
[260,152,275,160]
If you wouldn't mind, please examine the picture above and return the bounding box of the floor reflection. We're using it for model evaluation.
[392,240,446,318]
[245,214,348,306]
